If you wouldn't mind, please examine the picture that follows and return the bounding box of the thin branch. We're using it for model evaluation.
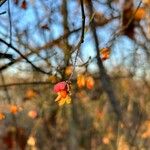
[88,0,123,122]
[0,28,81,72]
[0,11,6,15]
[0,81,52,88]
[0,0,7,7]
[68,0,85,80]
[8,0,12,44]
[0,38,51,74]
[106,0,142,47]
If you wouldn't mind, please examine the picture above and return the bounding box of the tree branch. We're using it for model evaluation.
[0,38,51,74]
[88,1,123,121]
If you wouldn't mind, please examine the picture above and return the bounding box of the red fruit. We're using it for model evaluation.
[53,81,67,93]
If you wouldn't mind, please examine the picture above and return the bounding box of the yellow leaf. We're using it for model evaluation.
[57,95,71,106]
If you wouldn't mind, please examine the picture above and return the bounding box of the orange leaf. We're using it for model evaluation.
[10,105,19,114]
[25,89,38,99]
[86,76,95,89]
[134,8,145,21]
[28,110,38,119]
[100,47,110,61]
[48,75,58,84]
[102,136,110,144]
[0,112,5,120]
[77,74,86,88]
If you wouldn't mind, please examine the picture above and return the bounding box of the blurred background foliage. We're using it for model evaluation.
[0,0,150,149]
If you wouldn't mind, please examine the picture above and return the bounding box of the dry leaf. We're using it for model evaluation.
[21,0,27,9]
[100,47,110,61]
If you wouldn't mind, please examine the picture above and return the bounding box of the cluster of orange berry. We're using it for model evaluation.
[0,104,38,121]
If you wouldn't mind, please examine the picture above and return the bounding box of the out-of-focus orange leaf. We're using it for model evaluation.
[65,65,73,76]
[0,112,5,120]
[102,136,110,144]
[77,74,86,88]
[25,89,38,100]
[86,76,95,89]
[118,135,129,150]
[100,47,110,61]
[10,105,19,114]
[143,0,150,4]
[134,8,145,21]
[28,110,38,119]
[21,0,27,9]
[48,75,58,84]
[27,136,36,146]
[141,120,150,139]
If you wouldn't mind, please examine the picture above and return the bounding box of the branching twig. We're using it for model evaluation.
[0,38,51,75]
[0,28,81,72]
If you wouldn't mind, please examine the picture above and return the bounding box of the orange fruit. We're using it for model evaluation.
[60,90,67,98]
[77,74,86,88]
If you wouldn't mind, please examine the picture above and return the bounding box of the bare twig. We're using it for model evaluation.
[68,0,85,81]
[8,0,12,44]
[0,28,81,72]
[0,81,52,88]
[0,38,51,74]
[0,0,7,7]
[0,11,6,15]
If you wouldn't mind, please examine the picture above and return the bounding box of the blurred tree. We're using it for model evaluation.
[0,0,149,149]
